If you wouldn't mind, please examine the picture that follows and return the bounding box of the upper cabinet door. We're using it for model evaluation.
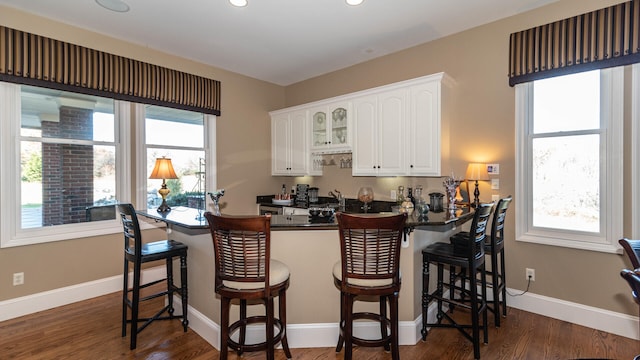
[407,78,449,176]
[352,95,378,175]
[376,88,407,176]
[270,110,308,176]
[309,101,352,153]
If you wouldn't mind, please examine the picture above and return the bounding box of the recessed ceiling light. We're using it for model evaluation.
[230,0,248,7]
[346,0,364,5]
[95,0,130,13]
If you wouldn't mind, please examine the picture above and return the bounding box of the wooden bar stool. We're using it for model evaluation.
[204,212,292,360]
[333,213,407,360]
[450,197,512,326]
[117,203,188,350]
[422,203,493,360]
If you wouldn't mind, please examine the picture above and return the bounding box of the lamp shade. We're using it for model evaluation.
[465,163,489,181]
[149,157,178,179]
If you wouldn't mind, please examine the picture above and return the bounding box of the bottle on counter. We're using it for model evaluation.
[396,185,405,205]
[281,184,287,199]
[407,187,414,206]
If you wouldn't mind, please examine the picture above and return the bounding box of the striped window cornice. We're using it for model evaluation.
[0,26,221,115]
[509,0,640,86]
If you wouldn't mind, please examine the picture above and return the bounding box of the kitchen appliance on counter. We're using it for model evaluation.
[259,205,283,215]
[295,184,309,206]
[308,187,319,203]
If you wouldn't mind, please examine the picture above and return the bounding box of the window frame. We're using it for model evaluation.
[0,82,131,248]
[515,67,623,253]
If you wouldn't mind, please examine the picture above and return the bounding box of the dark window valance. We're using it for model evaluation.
[508,0,640,86]
[0,26,221,115]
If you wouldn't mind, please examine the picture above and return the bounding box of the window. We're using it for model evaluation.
[515,68,623,252]
[0,82,216,248]
[142,105,206,212]
[0,83,131,247]
[134,104,216,215]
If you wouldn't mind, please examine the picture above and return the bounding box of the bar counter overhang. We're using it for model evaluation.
[136,207,473,349]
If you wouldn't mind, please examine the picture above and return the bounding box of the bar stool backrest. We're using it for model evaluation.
[205,213,272,293]
[490,197,512,250]
[336,213,407,290]
[619,238,640,269]
[466,203,494,261]
[117,203,143,259]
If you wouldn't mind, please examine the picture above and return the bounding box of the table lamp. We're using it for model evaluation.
[466,163,489,208]
[149,157,178,213]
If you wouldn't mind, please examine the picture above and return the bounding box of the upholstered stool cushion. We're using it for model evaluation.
[223,259,290,290]
[333,261,400,287]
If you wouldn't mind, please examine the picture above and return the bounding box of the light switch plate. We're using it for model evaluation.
[491,178,500,190]
[487,163,500,175]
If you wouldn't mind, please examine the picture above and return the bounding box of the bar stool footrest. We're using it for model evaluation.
[227,315,286,353]
[339,311,392,348]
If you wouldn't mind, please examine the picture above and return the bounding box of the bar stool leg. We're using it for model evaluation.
[380,296,390,351]
[421,255,430,340]
[344,294,354,360]
[180,254,189,330]
[278,289,292,359]
[130,261,142,350]
[266,297,275,360]
[390,293,400,360]
[166,258,175,317]
[220,297,231,360]
[122,259,129,338]
[336,291,345,352]
[238,300,247,356]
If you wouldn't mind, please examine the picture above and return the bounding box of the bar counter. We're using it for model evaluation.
[136,206,473,349]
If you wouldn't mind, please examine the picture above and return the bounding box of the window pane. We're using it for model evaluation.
[19,86,117,229]
[145,105,204,148]
[147,149,206,210]
[533,70,600,134]
[21,142,117,228]
[21,86,114,141]
[532,134,599,232]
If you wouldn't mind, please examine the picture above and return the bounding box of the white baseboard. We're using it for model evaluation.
[1,272,637,347]
[0,266,166,322]
[505,287,639,340]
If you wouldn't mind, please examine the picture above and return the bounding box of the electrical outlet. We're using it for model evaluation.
[526,268,535,281]
[491,194,500,202]
[491,178,500,190]
[13,272,24,286]
[390,190,397,200]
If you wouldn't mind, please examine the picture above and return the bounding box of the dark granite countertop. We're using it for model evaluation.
[137,206,473,231]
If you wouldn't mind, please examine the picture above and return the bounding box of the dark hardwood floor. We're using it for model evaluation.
[1,288,638,359]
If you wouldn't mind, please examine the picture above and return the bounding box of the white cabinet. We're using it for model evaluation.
[309,101,351,153]
[271,110,307,176]
[352,89,407,176]
[352,72,451,177]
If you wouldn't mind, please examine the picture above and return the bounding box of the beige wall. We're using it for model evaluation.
[1,0,638,319]
[280,0,637,316]
[0,6,285,301]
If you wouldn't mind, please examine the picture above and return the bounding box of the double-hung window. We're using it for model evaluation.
[0,83,130,247]
[135,104,216,213]
[515,67,623,252]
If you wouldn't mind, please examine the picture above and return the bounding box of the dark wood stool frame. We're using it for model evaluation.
[117,203,188,350]
[204,212,292,360]
[421,203,494,360]
[334,213,407,360]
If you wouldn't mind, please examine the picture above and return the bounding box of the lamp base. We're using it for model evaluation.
[157,200,171,213]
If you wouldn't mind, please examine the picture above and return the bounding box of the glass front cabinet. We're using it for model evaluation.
[309,101,351,153]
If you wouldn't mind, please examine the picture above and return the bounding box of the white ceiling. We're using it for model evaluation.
[0,0,559,86]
